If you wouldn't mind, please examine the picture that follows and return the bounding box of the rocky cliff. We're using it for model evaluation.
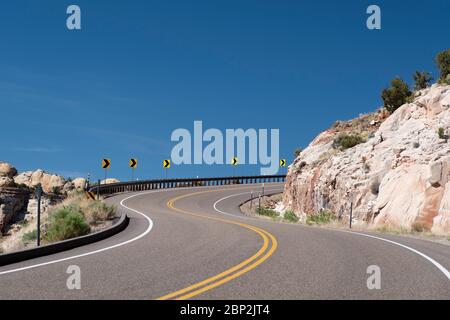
[282,84,450,235]
[0,163,87,235]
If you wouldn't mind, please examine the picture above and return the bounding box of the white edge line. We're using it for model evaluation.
[213,190,450,282]
[0,191,154,275]
[213,188,283,221]
[339,230,450,281]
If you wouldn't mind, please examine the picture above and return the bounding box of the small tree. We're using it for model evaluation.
[381,77,412,113]
[413,71,433,91]
[294,148,302,158]
[435,49,450,84]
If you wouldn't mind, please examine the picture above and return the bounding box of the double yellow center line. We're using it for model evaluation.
[156,188,278,300]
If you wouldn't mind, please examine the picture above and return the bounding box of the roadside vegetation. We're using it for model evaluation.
[283,210,299,223]
[306,210,335,225]
[21,191,117,245]
[256,206,279,218]
[22,230,37,243]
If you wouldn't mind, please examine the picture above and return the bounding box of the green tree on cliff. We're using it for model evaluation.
[381,77,412,113]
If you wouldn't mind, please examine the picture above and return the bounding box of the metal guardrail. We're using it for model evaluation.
[88,175,286,196]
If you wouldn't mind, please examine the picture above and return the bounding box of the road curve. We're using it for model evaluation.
[0,183,449,299]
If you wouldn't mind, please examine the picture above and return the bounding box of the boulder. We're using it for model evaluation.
[14,169,66,193]
[0,162,17,178]
[0,177,15,188]
[101,178,120,184]
[72,178,87,190]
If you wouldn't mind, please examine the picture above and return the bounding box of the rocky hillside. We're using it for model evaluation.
[282,84,450,235]
[0,163,87,235]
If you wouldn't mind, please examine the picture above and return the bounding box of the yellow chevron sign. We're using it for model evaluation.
[280,159,286,167]
[102,159,111,169]
[163,159,171,168]
[129,158,138,168]
[231,157,238,166]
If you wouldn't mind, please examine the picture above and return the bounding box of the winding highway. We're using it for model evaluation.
[0,183,449,299]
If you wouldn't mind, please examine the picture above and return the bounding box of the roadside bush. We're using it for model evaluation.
[411,221,429,233]
[294,148,302,157]
[22,230,38,243]
[82,200,117,224]
[283,210,299,223]
[256,207,279,218]
[413,71,433,91]
[333,133,365,150]
[435,49,450,83]
[45,207,90,242]
[306,210,335,225]
[381,77,412,113]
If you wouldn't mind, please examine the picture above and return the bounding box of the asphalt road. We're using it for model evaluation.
[0,183,449,299]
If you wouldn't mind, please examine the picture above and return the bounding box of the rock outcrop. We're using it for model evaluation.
[0,188,29,234]
[0,162,17,188]
[14,169,67,194]
[0,162,87,235]
[72,177,87,190]
[282,84,450,234]
[101,178,120,184]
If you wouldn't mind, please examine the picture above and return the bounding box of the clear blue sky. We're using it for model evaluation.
[0,0,448,181]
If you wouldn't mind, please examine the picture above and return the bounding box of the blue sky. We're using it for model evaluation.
[0,0,448,181]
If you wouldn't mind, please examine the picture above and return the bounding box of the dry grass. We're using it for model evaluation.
[49,191,117,225]
[1,191,118,253]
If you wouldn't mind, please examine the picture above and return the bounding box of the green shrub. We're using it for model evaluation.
[283,210,299,223]
[306,210,335,225]
[294,148,302,157]
[256,207,279,218]
[45,207,90,242]
[413,71,433,91]
[333,133,365,150]
[438,127,447,140]
[381,77,412,113]
[22,230,38,243]
[435,49,450,83]
[83,200,117,224]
